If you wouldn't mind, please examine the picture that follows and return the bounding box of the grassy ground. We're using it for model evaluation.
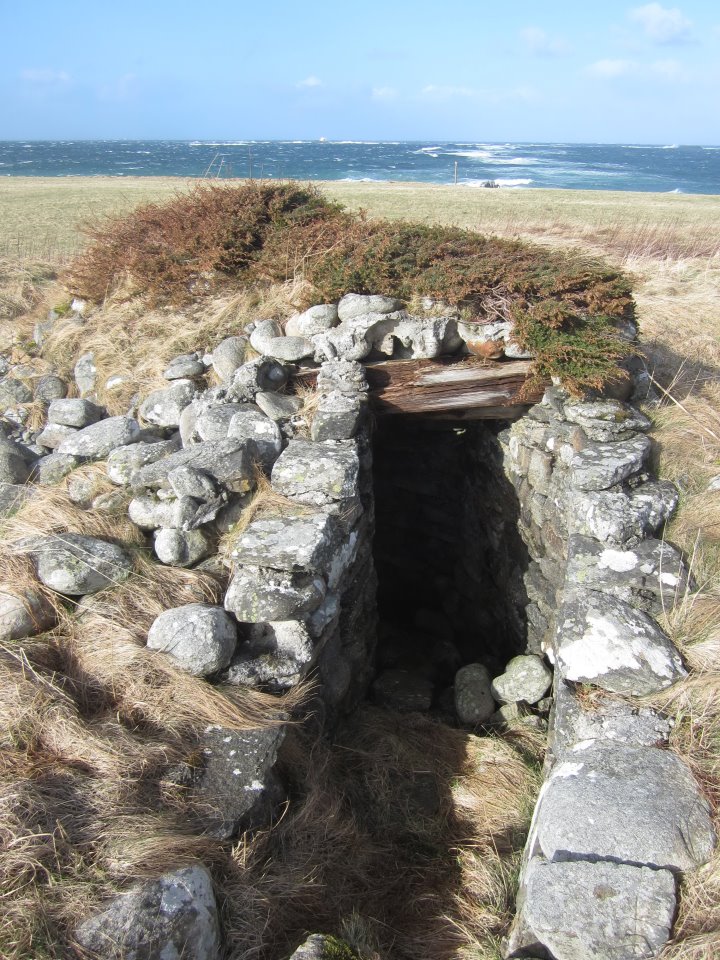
[1,178,719,958]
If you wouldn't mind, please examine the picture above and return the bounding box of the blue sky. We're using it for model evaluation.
[1,0,719,143]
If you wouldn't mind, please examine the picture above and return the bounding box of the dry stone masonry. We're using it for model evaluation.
[0,290,714,960]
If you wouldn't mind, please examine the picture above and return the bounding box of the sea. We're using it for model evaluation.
[1,140,719,194]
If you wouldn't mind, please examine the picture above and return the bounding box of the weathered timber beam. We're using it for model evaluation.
[296,356,544,416]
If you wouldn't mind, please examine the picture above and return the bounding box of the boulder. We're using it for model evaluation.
[249,318,283,353]
[0,377,32,405]
[36,423,77,451]
[223,619,315,690]
[130,438,254,494]
[34,374,68,402]
[147,604,237,676]
[47,398,104,428]
[35,452,79,485]
[271,439,359,505]
[231,512,342,574]
[163,353,205,380]
[32,534,133,595]
[74,865,220,960]
[311,392,363,442]
[128,494,200,531]
[0,586,56,642]
[74,352,97,397]
[107,435,182,485]
[261,335,315,362]
[228,409,283,469]
[491,655,552,705]
[338,292,403,320]
[454,663,496,725]
[226,357,288,403]
[57,416,141,460]
[563,399,652,442]
[167,466,219,502]
[195,403,248,441]
[225,566,326,622]
[569,435,651,491]
[210,336,248,380]
[534,740,715,872]
[0,438,31,484]
[0,482,31,517]
[139,380,196,428]
[154,528,210,567]
[285,303,339,338]
[521,859,675,960]
[254,391,303,421]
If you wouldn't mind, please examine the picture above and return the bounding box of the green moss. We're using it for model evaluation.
[321,935,361,960]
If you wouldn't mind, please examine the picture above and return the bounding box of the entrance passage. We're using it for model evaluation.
[371,417,528,712]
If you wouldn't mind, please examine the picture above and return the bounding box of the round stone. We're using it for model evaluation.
[491,655,553,705]
[147,603,237,676]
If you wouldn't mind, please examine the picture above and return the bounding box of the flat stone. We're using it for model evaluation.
[74,352,97,397]
[569,480,679,544]
[196,725,285,839]
[455,663,496,725]
[224,566,326,622]
[228,409,283,469]
[338,292,404,321]
[163,353,205,380]
[0,586,56,642]
[139,379,196,428]
[211,336,248,380]
[129,493,200,530]
[74,865,220,960]
[36,423,78,450]
[566,535,692,615]
[311,391,363,442]
[57,416,141,460]
[154,528,210,567]
[147,604,237,676]
[491,655,552,705]
[231,512,342,573]
[535,740,715,872]
[564,400,652,442]
[522,859,676,960]
[32,534,133,595]
[34,375,68,402]
[555,589,686,695]
[271,439,359,505]
[569,435,651,491]
[373,669,434,712]
[285,303,339,338]
[262,335,315,362]
[254,391,303,421]
[47,398,105,428]
[130,438,254,494]
[107,435,182,485]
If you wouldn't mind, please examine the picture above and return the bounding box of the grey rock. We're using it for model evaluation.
[196,724,285,839]
[534,740,715,872]
[231,512,342,573]
[311,391,363,441]
[373,669,434,712]
[195,403,248,441]
[130,438,254,494]
[107,435,182,485]
[91,489,128,514]
[57,416,141,460]
[249,318,283,353]
[630,479,679,532]
[66,471,99,507]
[223,619,315,690]
[569,435,651,491]
[147,603,237,676]
[262,335,315,362]
[139,380,196,428]
[0,438,31,484]
[212,493,252,534]
[555,590,686,696]
[0,586,56,642]
[521,859,675,960]
[285,303,339,338]
[338,292,403,320]
[167,466,219,502]
[228,409,283,469]
[707,475,720,492]
[254,391,303,421]
[288,934,352,960]
[211,335,248,380]
[570,480,679,544]
[129,494,200,531]
[32,534,133,595]
[47,398,104,428]
[34,375,68,402]
[36,422,78,451]
[454,663,496,725]
[491,655,552,705]
[225,566,326,622]
[226,357,288,402]
[564,399,652,442]
[0,482,31,517]
[74,865,220,960]
[316,358,368,395]
[163,353,205,380]
[566,535,692,615]
[154,528,210,567]
[36,452,80,485]
[271,439,359,505]
[0,377,32,405]
[74,352,97,397]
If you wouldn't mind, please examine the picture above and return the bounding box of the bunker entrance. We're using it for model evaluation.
[370,415,528,715]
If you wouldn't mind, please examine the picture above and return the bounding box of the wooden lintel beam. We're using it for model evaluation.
[295,356,544,416]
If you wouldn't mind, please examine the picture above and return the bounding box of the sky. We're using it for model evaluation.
[1,0,719,143]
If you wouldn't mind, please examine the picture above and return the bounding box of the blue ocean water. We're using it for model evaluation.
[1,140,719,194]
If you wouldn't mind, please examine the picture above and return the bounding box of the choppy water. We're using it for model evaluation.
[1,140,719,193]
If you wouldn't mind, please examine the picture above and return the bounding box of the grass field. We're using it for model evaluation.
[1,177,719,959]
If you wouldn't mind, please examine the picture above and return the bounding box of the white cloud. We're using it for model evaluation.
[371,86,399,101]
[296,75,322,88]
[520,27,569,56]
[587,59,636,77]
[20,68,71,85]
[628,4,692,43]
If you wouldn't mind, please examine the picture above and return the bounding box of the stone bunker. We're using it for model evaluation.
[3,290,716,960]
